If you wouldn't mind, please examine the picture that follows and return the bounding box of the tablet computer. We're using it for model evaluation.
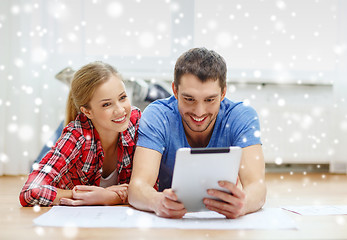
[171,146,242,212]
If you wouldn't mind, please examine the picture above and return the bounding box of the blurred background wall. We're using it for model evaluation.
[0,0,346,175]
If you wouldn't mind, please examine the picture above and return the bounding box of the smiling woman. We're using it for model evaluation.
[19,61,142,207]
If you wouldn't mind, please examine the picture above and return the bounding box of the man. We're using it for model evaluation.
[128,47,266,219]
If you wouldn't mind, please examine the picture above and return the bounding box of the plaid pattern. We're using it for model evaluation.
[19,107,141,207]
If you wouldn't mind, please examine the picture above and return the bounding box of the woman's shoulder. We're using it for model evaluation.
[63,113,94,140]
[131,106,141,115]
[129,106,141,122]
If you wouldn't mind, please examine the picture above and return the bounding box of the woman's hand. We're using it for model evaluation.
[59,185,126,206]
[106,184,129,203]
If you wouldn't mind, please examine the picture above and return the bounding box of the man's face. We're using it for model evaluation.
[173,74,226,135]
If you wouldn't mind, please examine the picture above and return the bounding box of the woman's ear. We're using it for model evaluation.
[80,106,93,119]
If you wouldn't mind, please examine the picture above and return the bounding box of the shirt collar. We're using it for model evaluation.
[120,126,136,147]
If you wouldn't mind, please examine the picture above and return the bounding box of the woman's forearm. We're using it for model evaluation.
[53,189,73,205]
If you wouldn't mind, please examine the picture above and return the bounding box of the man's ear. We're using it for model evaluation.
[172,82,178,99]
[221,86,227,101]
[80,106,93,119]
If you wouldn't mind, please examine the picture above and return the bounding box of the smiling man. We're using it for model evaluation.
[128,47,266,219]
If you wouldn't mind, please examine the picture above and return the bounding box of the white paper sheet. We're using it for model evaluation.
[282,205,347,216]
[33,206,297,229]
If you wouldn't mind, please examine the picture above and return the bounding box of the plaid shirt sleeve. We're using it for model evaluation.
[19,129,84,207]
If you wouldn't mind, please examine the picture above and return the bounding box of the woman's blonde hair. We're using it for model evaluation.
[65,61,121,125]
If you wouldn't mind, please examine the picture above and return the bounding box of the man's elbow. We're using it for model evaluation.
[128,180,141,205]
[259,182,267,208]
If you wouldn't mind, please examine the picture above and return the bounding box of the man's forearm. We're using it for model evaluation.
[128,181,160,212]
[243,181,267,214]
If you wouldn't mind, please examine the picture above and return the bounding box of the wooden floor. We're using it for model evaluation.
[1,172,347,239]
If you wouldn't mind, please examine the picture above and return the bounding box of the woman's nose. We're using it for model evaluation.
[114,103,124,114]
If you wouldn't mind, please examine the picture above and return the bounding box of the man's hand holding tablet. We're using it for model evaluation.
[152,188,187,219]
[169,147,244,218]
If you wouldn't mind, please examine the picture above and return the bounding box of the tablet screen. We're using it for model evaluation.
[171,146,242,212]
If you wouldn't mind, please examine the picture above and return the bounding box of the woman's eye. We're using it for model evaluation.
[120,95,127,101]
[102,102,111,107]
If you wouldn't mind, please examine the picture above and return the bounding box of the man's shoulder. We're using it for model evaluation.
[222,98,257,115]
[143,95,177,115]
[220,98,259,126]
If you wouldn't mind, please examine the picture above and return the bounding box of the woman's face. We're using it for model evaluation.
[81,74,131,134]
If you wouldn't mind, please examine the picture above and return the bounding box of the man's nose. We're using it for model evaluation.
[193,102,205,117]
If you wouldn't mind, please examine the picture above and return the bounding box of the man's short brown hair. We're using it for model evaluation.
[174,47,227,91]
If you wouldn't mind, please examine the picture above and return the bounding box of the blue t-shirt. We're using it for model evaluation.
[137,95,261,191]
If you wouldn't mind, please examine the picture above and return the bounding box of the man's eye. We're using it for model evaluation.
[103,103,111,107]
[206,98,215,102]
[185,98,194,102]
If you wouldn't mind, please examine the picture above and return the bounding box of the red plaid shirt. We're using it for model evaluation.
[19,107,141,207]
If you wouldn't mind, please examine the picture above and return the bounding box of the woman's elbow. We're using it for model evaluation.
[19,190,33,207]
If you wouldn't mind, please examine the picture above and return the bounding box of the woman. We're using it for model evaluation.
[19,61,141,206]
